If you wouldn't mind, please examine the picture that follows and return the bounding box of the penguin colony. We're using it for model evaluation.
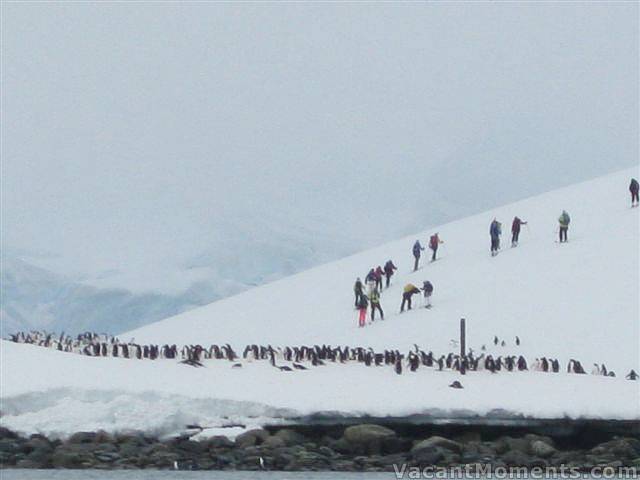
[7,330,638,381]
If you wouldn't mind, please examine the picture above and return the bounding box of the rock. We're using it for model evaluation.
[524,434,554,447]
[454,432,482,443]
[67,432,97,444]
[95,452,121,463]
[381,436,411,454]
[501,449,545,467]
[330,437,354,454]
[51,449,89,468]
[531,440,556,458]
[592,438,640,459]
[342,424,397,454]
[318,446,335,457]
[206,435,234,449]
[274,429,306,446]
[495,436,529,455]
[0,428,18,440]
[288,450,331,470]
[412,436,462,454]
[25,436,52,453]
[411,445,445,465]
[343,424,396,445]
[93,430,114,444]
[262,436,286,449]
[0,439,21,454]
[174,439,206,454]
[15,458,46,468]
[115,432,149,446]
[235,429,270,448]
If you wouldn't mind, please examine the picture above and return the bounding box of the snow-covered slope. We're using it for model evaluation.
[2,168,638,438]
[126,167,639,375]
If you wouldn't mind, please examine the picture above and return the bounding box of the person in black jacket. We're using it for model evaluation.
[353,278,364,308]
[630,178,639,207]
[511,217,527,247]
[383,260,397,288]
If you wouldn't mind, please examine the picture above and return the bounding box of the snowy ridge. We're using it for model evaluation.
[2,168,638,438]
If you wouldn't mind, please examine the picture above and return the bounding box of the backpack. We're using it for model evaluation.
[358,296,369,308]
[423,281,433,293]
[413,241,421,256]
[429,235,438,249]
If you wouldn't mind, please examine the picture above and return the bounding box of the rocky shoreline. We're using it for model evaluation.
[1,425,639,471]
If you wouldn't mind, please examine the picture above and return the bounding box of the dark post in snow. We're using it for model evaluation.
[460,318,466,375]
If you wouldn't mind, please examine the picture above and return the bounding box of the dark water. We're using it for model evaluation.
[0,472,394,480]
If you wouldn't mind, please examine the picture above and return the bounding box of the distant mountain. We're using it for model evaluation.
[0,256,203,336]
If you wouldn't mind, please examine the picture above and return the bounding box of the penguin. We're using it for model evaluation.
[292,363,307,370]
[515,336,520,346]
[517,356,527,371]
[493,336,499,345]
[394,357,403,375]
[541,357,549,372]
[408,353,419,372]
[626,369,638,380]
[449,381,463,389]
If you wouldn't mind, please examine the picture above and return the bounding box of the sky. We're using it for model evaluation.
[2,2,638,296]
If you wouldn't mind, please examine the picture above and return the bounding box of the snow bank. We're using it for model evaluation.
[1,340,638,438]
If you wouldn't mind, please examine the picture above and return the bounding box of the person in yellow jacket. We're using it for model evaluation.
[370,288,384,321]
[400,283,421,312]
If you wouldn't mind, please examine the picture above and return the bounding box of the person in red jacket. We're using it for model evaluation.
[374,266,384,291]
[429,233,443,261]
[511,217,527,247]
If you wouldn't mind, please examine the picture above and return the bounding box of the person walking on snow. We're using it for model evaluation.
[400,283,421,312]
[383,260,397,288]
[370,288,384,321]
[374,266,384,292]
[511,217,527,247]
[353,278,364,308]
[357,294,369,327]
[429,233,444,261]
[422,280,434,308]
[558,210,570,243]
[412,240,424,271]
[365,268,376,295]
[490,219,502,256]
[630,178,639,207]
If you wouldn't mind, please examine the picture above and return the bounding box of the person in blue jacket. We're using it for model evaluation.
[412,240,424,271]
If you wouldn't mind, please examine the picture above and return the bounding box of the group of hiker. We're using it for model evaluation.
[354,258,435,327]
[489,215,530,256]
[490,209,571,256]
[412,233,443,271]
[352,178,639,327]
[354,261,398,327]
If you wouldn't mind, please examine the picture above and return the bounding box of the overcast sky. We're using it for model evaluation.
[2,2,638,294]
